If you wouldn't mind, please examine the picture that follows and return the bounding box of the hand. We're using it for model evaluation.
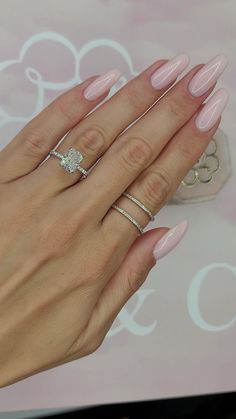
[0,54,228,387]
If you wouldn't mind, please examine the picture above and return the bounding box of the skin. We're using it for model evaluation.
[0,59,220,387]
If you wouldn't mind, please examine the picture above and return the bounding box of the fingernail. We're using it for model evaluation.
[195,88,229,132]
[153,220,188,261]
[188,54,228,97]
[150,53,190,90]
[83,69,121,101]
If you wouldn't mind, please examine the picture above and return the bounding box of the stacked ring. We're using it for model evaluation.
[49,146,154,235]
[111,192,155,235]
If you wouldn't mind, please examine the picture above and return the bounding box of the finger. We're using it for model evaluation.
[83,224,187,341]
[34,54,190,193]
[78,55,228,221]
[102,88,229,242]
[0,70,121,182]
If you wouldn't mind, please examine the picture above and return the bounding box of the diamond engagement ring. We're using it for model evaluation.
[49,147,88,177]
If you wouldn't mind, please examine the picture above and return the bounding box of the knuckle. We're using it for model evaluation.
[165,96,189,121]
[119,135,152,172]
[124,85,143,112]
[126,266,146,295]
[84,256,110,287]
[55,93,77,125]
[177,140,196,161]
[140,168,172,208]
[78,125,107,157]
[24,129,48,159]
[36,216,76,259]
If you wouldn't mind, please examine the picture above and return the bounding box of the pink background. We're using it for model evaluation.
[0,0,235,412]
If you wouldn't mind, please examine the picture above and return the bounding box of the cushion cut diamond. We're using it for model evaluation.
[60,148,83,173]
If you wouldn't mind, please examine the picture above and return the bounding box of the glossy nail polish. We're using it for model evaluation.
[83,69,121,101]
[188,54,228,97]
[153,220,188,261]
[150,53,190,90]
[195,88,229,132]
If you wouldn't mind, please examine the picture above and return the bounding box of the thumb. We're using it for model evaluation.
[92,221,188,334]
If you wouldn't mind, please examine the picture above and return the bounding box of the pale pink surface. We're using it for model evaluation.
[0,0,235,412]
[188,54,228,97]
[83,68,121,100]
[150,53,190,89]
[153,220,188,260]
[195,88,229,132]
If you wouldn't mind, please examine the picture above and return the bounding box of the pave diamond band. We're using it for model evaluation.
[122,192,154,221]
[111,204,144,235]
[49,147,88,177]
[49,147,153,236]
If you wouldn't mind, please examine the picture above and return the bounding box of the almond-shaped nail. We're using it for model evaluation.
[150,53,190,90]
[188,54,228,97]
[83,69,121,101]
[153,220,188,261]
[195,88,229,132]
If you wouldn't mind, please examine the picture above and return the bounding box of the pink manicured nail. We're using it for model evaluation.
[150,53,190,90]
[195,88,229,132]
[153,220,188,261]
[83,69,121,101]
[188,54,228,97]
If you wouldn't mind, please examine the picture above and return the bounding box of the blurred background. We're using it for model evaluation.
[0,0,235,417]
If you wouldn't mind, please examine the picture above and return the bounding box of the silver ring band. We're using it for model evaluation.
[111,204,143,235]
[122,192,154,221]
[49,148,88,177]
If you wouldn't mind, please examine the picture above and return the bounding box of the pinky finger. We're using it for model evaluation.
[84,221,188,340]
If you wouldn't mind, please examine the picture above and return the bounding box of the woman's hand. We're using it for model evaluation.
[0,54,228,387]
